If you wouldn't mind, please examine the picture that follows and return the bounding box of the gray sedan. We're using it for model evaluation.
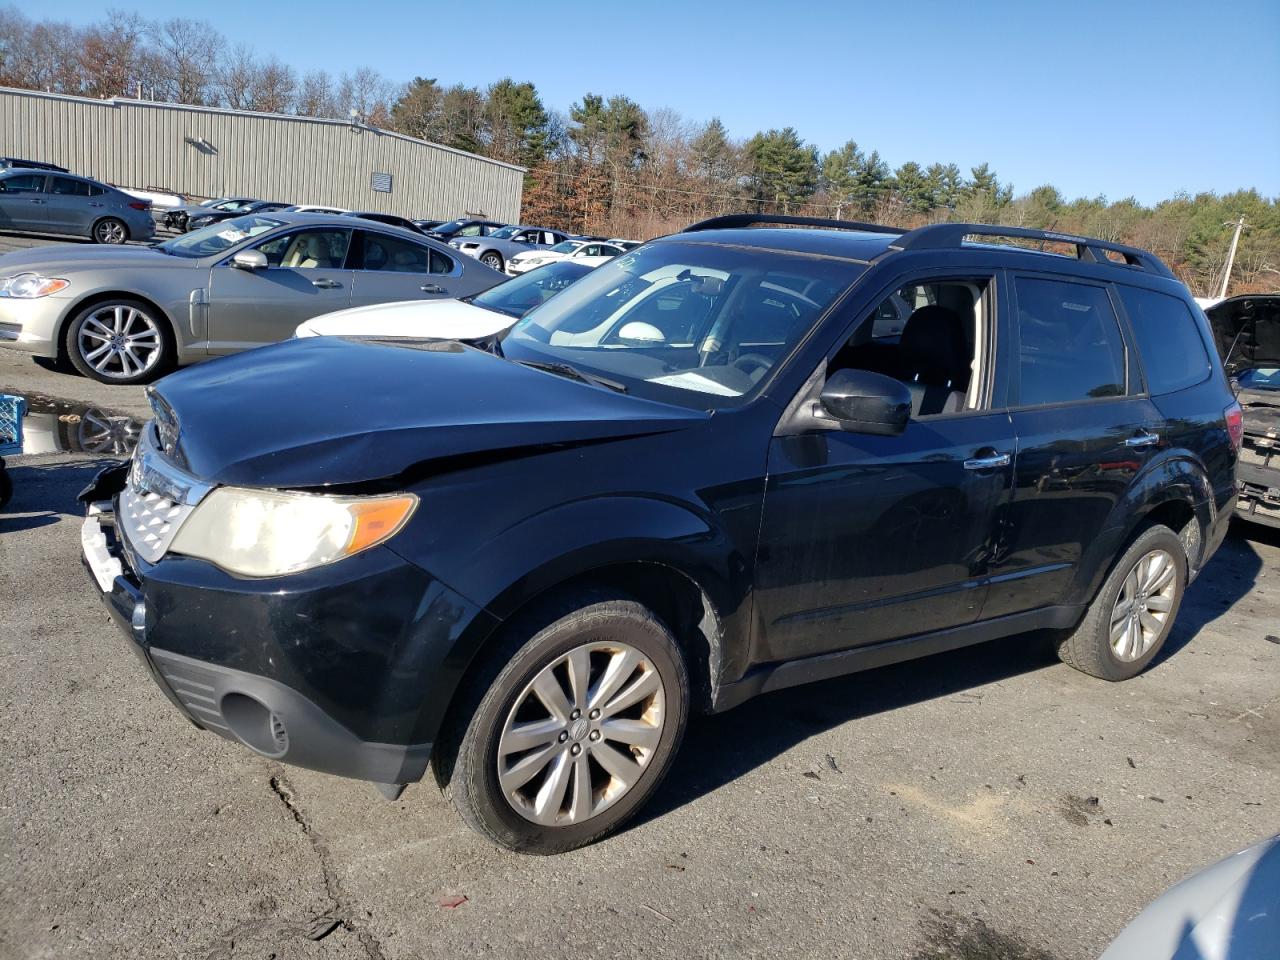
[0,212,505,384]
[0,170,155,244]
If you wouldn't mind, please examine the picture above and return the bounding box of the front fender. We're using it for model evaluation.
[400,494,755,743]
[1068,452,1214,605]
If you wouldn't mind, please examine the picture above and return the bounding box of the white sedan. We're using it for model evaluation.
[507,239,630,276]
[295,259,594,340]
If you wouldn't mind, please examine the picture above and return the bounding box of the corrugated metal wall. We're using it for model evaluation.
[0,87,524,222]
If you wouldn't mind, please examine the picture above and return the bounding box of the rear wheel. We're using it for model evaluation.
[92,217,128,245]
[65,298,174,384]
[1057,524,1186,680]
[434,591,689,854]
[480,251,504,272]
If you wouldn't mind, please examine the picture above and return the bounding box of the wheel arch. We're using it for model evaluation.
[1069,454,1214,606]
[54,289,178,364]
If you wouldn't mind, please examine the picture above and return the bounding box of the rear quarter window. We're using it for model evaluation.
[1116,285,1212,394]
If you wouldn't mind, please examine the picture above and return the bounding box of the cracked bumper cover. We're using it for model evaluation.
[81,464,495,787]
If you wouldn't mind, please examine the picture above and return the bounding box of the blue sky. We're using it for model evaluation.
[47,0,1280,204]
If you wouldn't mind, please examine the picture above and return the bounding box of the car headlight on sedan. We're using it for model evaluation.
[0,273,70,298]
[169,487,418,577]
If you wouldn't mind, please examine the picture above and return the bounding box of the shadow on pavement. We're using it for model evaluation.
[0,459,115,524]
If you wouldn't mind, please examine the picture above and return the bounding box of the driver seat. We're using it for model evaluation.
[898,304,970,416]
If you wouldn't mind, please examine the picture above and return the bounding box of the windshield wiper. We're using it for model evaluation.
[515,359,627,393]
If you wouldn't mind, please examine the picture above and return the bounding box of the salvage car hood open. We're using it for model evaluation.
[149,336,707,489]
[1206,294,1280,372]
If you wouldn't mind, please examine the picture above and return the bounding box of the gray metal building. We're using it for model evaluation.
[0,87,524,222]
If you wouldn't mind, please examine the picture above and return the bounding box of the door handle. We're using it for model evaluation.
[88,202,104,208]
[420,283,444,294]
[28,198,45,204]
[311,278,342,289]
[963,451,1012,471]
[1124,430,1160,449]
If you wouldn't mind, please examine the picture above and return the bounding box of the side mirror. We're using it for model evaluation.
[819,369,912,436]
[231,249,267,270]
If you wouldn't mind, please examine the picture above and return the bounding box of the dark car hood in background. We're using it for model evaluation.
[1206,294,1280,370]
[151,337,707,488]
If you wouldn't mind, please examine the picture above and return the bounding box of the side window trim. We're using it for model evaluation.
[1004,270,1140,412]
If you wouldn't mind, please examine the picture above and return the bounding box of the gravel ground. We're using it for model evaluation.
[1,246,1278,960]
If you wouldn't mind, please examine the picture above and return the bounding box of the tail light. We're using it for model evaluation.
[1225,401,1244,452]
[128,201,151,211]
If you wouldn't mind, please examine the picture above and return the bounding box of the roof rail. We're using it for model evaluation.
[890,223,1175,278]
[683,213,905,235]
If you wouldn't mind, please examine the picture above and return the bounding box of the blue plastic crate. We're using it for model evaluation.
[0,394,26,456]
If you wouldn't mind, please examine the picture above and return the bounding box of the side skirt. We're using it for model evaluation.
[711,605,1085,713]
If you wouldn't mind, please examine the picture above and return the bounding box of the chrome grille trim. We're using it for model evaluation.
[117,424,213,564]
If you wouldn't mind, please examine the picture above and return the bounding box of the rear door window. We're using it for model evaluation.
[1116,285,1212,394]
[1012,276,1127,406]
[49,177,91,196]
[355,231,430,273]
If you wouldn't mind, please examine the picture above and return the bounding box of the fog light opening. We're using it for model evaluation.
[221,692,289,758]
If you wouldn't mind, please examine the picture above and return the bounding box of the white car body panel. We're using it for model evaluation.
[294,297,509,340]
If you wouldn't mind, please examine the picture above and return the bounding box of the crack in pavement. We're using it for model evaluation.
[269,770,390,960]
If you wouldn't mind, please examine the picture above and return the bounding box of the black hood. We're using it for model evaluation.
[1206,294,1280,371]
[150,337,706,489]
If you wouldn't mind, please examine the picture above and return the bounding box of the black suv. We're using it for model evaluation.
[81,215,1242,853]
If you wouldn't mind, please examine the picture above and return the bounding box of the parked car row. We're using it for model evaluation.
[0,168,155,244]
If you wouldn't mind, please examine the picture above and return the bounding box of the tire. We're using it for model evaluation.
[433,590,689,854]
[65,298,174,385]
[480,251,504,272]
[92,217,128,245]
[1056,524,1187,681]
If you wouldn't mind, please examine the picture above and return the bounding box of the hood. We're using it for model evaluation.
[1100,834,1279,960]
[295,298,508,340]
[0,244,189,275]
[1206,294,1280,370]
[151,335,705,489]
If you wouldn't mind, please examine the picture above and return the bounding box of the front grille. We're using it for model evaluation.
[153,656,231,735]
[116,424,211,563]
[0,321,20,341]
[119,482,193,563]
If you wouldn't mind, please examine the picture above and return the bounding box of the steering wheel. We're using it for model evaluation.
[732,352,774,379]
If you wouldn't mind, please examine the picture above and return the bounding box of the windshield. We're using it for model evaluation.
[432,219,471,237]
[1238,367,1280,391]
[500,241,859,409]
[157,215,283,259]
[471,261,592,319]
[549,240,583,254]
[488,226,520,240]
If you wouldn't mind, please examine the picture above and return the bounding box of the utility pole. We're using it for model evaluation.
[1219,216,1246,299]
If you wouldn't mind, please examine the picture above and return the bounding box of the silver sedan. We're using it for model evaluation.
[0,212,506,384]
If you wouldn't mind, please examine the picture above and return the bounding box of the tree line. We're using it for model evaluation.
[1,7,1275,296]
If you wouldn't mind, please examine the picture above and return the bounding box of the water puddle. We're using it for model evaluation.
[0,392,146,457]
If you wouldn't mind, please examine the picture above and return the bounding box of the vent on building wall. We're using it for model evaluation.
[371,172,392,193]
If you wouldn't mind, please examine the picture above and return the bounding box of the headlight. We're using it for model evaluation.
[0,274,70,298]
[169,486,418,577]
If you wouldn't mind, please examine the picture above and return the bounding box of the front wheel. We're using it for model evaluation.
[92,217,128,244]
[65,299,174,384]
[434,592,689,854]
[1057,524,1187,681]
[480,251,504,272]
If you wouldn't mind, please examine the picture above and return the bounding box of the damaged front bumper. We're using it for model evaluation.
[78,461,491,796]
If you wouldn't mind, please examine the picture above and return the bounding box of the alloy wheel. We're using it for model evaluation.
[94,219,127,244]
[482,253,503,270]
[1109,548,1178,661]
[496,640,666,826]
[77,304,163,381]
